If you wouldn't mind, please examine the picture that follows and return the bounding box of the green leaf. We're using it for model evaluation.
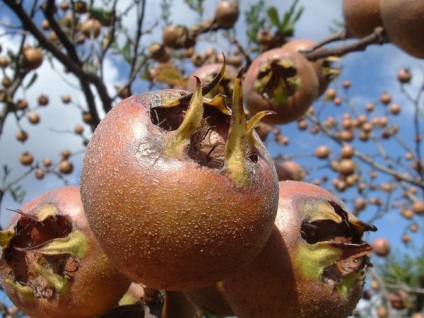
[183,0,204,16]
[9,186,26,204]
[276,0,303,35]
[267,7,280,28]
[120,39,132,63]
[25,73,38,90]
[88,7,113,25]
[244,0,268,43]
[293,5,304,23]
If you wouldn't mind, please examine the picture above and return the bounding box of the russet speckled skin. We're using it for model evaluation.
[0,186,131,318]
[342,0,382,38]
[222,181,372,318]
[243,47,318,125]
[380,0,424,58]
[80,90,279,290]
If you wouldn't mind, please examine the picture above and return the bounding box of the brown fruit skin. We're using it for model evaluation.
[412,201,424,215]
[19,151,34,166]
[275,161,306,181]
[81,18,102,38]
[214,0,239,29]
[149,43,170,63]
[22,47,43,70]
[59,160,74,174]
[315,145,332,159]
[342,0,382,38]
[340,145,355,159]
[162,25,195,49]
[62,95,71,104]
[28,112,41,124]
[222,181,372,318]
[338,159,356,176]
[80,90,279,290]
[0,186,131,318]
[38,94,49,106]
[16,130,29,142]
[381,0,424,58]
[244,46,319,125]
[397,68,412,84]
[388,290,408,310]
[372,237,391,257]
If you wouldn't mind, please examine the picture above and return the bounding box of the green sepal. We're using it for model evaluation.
[224,70,251,188]
[204,93,231,115]
[0,229,15,249]
[301,200,343,224]
[33,262,69,293]
[35,204,59,222]
[296,241,343,281]
[4,279,35,302]
[246,110,275,149]
[163,77,204,159]
[34,230,88,259]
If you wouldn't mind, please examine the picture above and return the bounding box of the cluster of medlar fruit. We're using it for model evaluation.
[1,0,395,316]
[1,58,376,317]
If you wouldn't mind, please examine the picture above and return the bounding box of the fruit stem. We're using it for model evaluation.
[164,77,204,159]
[224,69,251,188]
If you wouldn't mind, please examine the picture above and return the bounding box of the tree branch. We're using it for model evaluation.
[3,0,114,126]
[42,0,82,65]
[302,27,388,61]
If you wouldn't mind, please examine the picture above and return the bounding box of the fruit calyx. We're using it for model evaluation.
[299,199,377,291]
[321,56,341,86]
[0,206,88,301]
[254,57,300,105]
[151,63,272,188]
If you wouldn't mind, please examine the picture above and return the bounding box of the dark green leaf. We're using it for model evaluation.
[25,73,38,90]
[121,39,132,63]
[267,7,280,28]
[9,186,26,204]
[293,6,304,24]
[244,0,268,43]
[88,8,113,25]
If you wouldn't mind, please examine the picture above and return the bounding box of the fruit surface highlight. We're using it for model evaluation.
[80,67,279,290]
